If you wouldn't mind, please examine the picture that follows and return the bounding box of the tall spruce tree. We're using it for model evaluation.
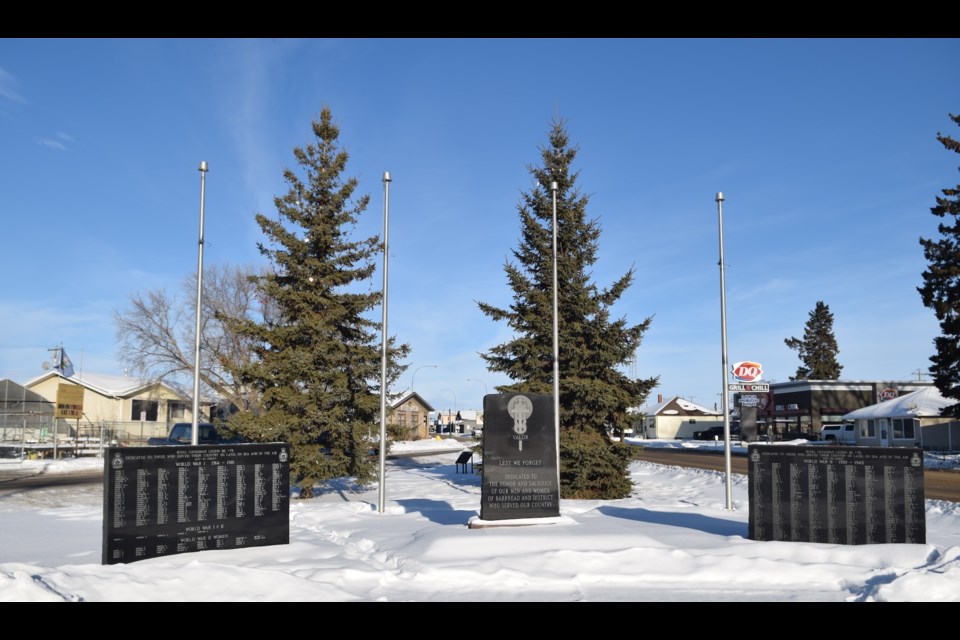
[784,301,843,380]
[227,107,409,497]
[919,113,960,417]
[478,119,657,500]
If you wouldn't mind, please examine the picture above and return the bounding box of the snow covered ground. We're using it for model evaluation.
[1,438,958,602]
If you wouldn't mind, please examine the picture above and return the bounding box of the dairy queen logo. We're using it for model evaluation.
[879,388,898,402]
[732,361,763,382]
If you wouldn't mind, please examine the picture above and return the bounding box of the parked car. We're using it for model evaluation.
[819,423,857,444]
[692,424,740,441]
[147,422,244,446]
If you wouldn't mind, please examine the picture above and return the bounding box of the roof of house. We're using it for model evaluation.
[643,396,720,417]
[24,371,183,399]
[389,391,435,412]
[843,387,955,420]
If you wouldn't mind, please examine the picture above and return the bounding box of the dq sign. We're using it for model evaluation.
[732,361,763,383]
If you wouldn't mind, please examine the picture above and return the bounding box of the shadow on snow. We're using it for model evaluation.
[597,505,747,538]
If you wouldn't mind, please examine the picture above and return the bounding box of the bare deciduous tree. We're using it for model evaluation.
[114,263,264,414]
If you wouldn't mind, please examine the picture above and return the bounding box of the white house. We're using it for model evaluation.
[843,386,958,450]
[641,396,723,440]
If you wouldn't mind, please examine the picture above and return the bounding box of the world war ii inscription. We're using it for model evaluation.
[748,445,925,544]
[480,393,560,521]
[102,443,289,564]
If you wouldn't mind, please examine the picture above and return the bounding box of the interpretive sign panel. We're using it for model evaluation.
[102,443,290,564]
[480,393,560,521]
[748,445,925,545]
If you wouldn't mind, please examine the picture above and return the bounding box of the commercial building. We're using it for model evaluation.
[750,380,936,439]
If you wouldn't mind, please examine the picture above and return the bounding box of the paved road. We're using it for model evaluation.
[631,447,960,502]
[0,469,104,490]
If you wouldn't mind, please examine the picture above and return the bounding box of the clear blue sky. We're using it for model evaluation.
[1,38,957,414]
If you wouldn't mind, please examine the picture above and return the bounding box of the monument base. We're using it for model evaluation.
[467,514,576,529]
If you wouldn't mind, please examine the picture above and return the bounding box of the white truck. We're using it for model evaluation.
[819,423,857,445]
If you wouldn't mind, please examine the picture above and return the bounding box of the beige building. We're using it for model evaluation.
[24,371,210,443]
[386,391,435,440]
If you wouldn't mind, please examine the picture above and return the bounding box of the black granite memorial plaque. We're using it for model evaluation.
[748,445,925,545]
[480,393,560,521]
[102,443,290,564]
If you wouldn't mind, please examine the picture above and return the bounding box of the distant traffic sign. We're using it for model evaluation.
[728,383,770,392]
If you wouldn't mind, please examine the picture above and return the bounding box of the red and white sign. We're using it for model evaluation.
[732,361,763,382]
[879,388,898,402]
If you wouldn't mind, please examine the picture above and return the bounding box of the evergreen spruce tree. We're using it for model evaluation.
[919,113,960,417]
[478,119,657,500]
[784,301,843,380]
[227,107,409,497]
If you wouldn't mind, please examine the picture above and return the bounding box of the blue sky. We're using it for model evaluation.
[1,38,957,414]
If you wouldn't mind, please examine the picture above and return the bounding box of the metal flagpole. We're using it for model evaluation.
[378,172,391,514]
[191,161,208,446]
[551,181,561,488]
[716,192,733,510]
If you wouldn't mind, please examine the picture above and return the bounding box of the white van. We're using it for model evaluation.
[819,423,857,444]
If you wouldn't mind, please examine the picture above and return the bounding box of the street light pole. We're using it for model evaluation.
[191,161,208,446]
[378,171,391,514]
[716,191,733,511]
[439,389,457,433]
[411,364,437,393]
[466,378,488,396]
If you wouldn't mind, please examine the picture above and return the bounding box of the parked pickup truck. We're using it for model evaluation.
[819,423,857,445]
[147,422,243,446]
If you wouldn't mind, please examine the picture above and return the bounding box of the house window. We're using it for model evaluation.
[860,419,876,438]
[893,419,916,439]
[131,400,159,421]
[169,402,186,421]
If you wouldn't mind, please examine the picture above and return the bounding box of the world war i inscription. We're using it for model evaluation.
[102,443,290,564]
[481,393,560,521]
[748,445,925,545]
